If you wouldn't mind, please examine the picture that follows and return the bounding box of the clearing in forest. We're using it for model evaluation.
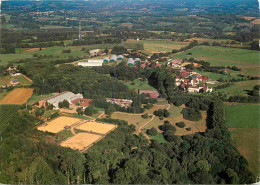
[0,88,34,105]
[60,132,102,151]
[76,121,117,134]
[38,116,83,133]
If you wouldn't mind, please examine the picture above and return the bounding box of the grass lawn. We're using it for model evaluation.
[174,46,259,76]
[43,110,59,118]
[225,104,260,128]
[27,94,53,104]
[0,75,32,86]
[217,80,259,97]
[143,105,207,136]
[56,130,74,143]
[229,128,259,176]
[194,70,245,81]
[126,39,190,53]
[125,79,156,92]
[149,133,168,143]
[0,43,118,66]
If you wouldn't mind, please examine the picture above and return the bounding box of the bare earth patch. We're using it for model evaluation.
[0,88,34,105]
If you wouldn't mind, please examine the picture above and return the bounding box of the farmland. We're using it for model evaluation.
[225,104,259,176]
[0,43,118,66]
[60,132,102,151]
[225,104,259,128]
[0,105,19,135]
[125,79,156,92]
[76,121,117,134]
[0,75,32,87]
[38,116,83,133]
[125,39,190,53]
[174,46,259,76]
[216,80,259,97]
[0,88,34,105]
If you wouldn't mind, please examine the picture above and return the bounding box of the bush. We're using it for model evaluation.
[181,107,202,121]
[154,109,170,118]
[176,121,185,128]
[62,49,71,53]
[159,122,176,132]
[186,127,191,131]
[142,113,149,119]
[147,128,157,136]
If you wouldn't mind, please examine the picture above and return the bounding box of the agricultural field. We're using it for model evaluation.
[216,80,259,97]
[225,104,259,128]
[193,70,245,81]
[27,93,53,104]
[174,46,259,76]
[76,121,117,134]
[126,39,190,53]
[0,105,19,135]
[60,132,103,151]
[0,43,118,66]
[229,128,259,176]
[225,104,259,176]
[0,88,34,105]
[38,116,83,133]
[125,79,156,92]
[0,75,32,87]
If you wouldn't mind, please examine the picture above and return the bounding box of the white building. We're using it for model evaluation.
[89,49,100,54]
[78,59,103,67]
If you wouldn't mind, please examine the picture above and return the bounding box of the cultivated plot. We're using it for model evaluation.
[60,132,102,151]
[0,88,33,105]
[38,116,82,133]
[76,121,117,134]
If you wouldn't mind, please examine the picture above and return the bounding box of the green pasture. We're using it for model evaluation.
[125,79,156,92]
[27,94,53,105]
[217,80,259,97]
[174,46,259,76]
[229,128,259,176]
[126,39,190,52]
[0,43,118,66]
[225,104,259,128]
[194,70,245,81]
[149,133,168,143]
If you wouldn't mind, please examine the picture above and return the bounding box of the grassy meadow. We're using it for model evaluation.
[125,79,156,92]
[174,46,259,76]
[126,39,190,53]
[225,104,259,176]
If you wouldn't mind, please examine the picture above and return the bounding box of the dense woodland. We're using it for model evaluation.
[0,98,256,184]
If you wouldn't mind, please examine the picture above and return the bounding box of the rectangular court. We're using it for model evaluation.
[76,121,117,134]
[38,116,82,133]
[60,133,102,151]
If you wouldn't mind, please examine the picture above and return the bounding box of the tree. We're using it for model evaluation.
[105,106,116,116]
[250,41,259,51]
[142,113,149,119]
[76,107,84,115]
[147,128,157,136]
[176,121,185,128]
[196,160,211,172]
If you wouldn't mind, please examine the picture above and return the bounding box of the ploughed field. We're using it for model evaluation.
[0,88,34,105]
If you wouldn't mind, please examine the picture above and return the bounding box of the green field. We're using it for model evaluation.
[27,94,53,104]
[217,80,259,97]
[225,104,259,176]
[0,105,19,134]
[174,46,259,76]
[125,79,156,92]
[149,133,168,143]
[0,44,119,66]
[229,128,259,176]
[126,39,190,53]
[225,104,259,128]
[194,70,245,81]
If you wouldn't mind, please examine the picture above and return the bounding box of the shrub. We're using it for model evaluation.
[186,127,191,131]
[147,127,157,136]
[142,113,149,119]
[181,107,202,121]
[62,49,71,53]
[176,121,185,128]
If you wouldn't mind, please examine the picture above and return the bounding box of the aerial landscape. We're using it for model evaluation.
[0,0,259,184]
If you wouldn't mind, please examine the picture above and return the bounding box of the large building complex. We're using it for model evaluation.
[39,91,83,109]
